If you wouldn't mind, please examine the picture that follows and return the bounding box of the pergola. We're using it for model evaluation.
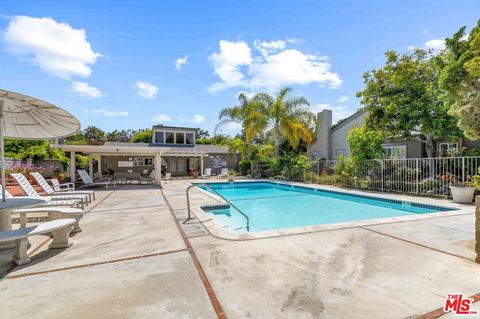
[52,144,208,183]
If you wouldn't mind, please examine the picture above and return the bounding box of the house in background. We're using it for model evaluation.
[54,125,238,182]
[307,109,480,160]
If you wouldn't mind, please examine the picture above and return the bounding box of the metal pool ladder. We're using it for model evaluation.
[273,175,287,182]
[184,183,250,231]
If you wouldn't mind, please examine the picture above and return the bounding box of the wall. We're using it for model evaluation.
[382,139,424,158]
[307,110,332,160]
[4,158,64,178]
[331,112,368,159]
[202,153,238,175]
[102,153,238,176]
[102,156,155,175]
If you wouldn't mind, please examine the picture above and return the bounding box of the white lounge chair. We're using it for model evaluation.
[77,170,114,189]
[0,218,76,265]
[218,168,228,179]
[51,178,75,191]
[31,172,95,203]
[11,173,87,209]
[200,168,212,179]
[4,188,85,233]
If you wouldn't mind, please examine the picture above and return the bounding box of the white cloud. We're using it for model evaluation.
[311,103,354,124]
[83,109,129,117]
[152,113,172,123]
[254,39,287,56]
[208,39,341,93]
[71,81,102,98]
[175,55,188,70]
[209,40,252,92]
[425,39,445,52]
[407,45,416,51]
[189,114,205,123]
[135,81,159,99]
[337,96,350,103]
[3,16,101,79]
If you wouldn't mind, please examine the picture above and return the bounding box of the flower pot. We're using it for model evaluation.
[191,171,199,178]
[228,175,235,182]
[449,186,476,204]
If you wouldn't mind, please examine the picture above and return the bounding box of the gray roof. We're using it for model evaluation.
[152,125,197,131]
[103,142,230,154]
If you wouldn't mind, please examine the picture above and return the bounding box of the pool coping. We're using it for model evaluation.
[187,179,475,241]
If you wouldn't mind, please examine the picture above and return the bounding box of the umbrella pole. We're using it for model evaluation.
[0,100,5,202]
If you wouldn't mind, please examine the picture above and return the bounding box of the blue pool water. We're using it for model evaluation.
[199,182,455,232]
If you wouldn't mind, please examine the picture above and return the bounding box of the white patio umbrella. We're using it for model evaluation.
[0,89,80,202]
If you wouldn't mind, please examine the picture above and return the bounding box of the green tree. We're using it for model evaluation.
[105,129,136,142]
[131,129,152,143]
[82,126,105,144]
[221,137,244,164]
[357,50,462,159]
[347,125,384,165]
[216,93,266,159]
[195,128,210,140]
[256,87,314,158]
[437,20,480,139]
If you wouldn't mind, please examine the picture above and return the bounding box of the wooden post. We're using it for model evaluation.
[476,195,480,264]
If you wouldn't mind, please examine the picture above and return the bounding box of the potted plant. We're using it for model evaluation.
[446,173,476,204]
[228,169,236,181]
[191,170,199,178]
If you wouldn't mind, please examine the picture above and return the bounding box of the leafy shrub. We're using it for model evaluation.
[332,156,355,186]
[238,159,251,175]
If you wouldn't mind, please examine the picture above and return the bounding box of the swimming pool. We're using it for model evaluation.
[199,181,456,233]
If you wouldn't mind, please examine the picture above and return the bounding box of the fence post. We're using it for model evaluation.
[380,160,384,191]
[475,196,480,264]
[462,157,465,183]
[415,159,419,193]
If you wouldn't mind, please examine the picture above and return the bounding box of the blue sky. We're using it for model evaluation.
[1,1,479,135]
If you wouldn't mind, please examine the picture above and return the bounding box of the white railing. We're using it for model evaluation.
[312,157,480,196]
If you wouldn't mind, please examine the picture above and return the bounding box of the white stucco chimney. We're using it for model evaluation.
[316,109,332,160]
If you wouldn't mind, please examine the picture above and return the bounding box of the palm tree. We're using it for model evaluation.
[222,137,244,164]
[215,93,266,159]
[256,87,315,158]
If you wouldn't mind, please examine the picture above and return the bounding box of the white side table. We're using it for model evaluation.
[0,198,46,250]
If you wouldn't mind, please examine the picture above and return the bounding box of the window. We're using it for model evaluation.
[439,142,458,155]
[165,132,174,144]
[335,149,346,158]
[383,146,406,159]
[176,132,185,144]
[186,133,194,145]
[154,131,164,144]
[133,157,153,166]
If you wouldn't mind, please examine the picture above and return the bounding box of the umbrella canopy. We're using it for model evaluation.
[0,89,80,139]
[0,89,81,201]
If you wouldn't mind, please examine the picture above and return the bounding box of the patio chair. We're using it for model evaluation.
[4,187,85,233]
[10,173,87,209]
[30,172,95,203]
[51,178,75,191]
[217,168,228,179]
[200,168,212,179]
[94,172,112,182]
[77,169,114,189]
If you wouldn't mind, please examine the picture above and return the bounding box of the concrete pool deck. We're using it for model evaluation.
[0,180,479,318]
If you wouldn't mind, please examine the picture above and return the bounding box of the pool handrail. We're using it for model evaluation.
[184,183,250,231]
[273,175,286,181]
